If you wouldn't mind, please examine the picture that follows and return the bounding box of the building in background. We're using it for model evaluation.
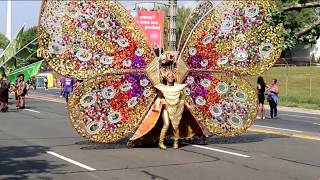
[310,38,320,63]
[282,38,320,66]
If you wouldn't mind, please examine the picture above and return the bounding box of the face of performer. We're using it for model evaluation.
[167,72,175,85]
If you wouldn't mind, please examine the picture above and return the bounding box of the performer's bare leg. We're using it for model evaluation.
[16,96,20,108]
[20,97,25,108]
[159,109,170,149]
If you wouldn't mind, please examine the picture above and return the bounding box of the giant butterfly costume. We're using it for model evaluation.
[38,0,283,146]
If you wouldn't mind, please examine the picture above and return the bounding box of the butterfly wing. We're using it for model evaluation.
[68,73,157,143]
[177,0,283,78]
[39,1,159,143]
[38,0,156,80]
[177,0,282,136]
[183,71,257,136]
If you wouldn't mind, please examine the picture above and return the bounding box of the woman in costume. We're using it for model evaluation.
[16,74,27,109]
[155,58,187,149]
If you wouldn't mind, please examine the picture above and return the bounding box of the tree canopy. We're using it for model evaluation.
[2,0,319,69]
[168,0,320,53]
[0,33,9,50]
[276,0,320,52]
[16,26,40,68]
[0,26,40,75]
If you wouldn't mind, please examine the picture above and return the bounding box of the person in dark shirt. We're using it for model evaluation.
[61,77,74,103]
[257,76,266,119]
[0,73,9,112]
[44,76,48,90]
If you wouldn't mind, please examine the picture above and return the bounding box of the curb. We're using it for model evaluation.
[264,105,320,116]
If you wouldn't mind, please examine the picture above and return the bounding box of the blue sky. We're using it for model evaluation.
[0,0,197,38]
[0,1,42,37]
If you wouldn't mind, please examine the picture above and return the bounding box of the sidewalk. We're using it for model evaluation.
[265,105,320,115]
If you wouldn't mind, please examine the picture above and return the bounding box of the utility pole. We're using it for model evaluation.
[6,0,12,40]
[168,0,177,51]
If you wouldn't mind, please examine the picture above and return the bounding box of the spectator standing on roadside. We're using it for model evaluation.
[32,77,37,90]
[267,79,279,119]
[257,76,266,119]
[0,73,9,112]
[61,77,74,103]
[44,76,48,90]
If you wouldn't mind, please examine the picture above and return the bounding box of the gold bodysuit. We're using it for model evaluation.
[155,83,187,149]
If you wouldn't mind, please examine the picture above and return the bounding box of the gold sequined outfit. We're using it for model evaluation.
[155,83,187,149]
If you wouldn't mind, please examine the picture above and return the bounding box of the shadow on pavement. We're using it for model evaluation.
[206,133,286,145]
[76,139,129,150]
[0,146,65,180]
[76,133,286,150]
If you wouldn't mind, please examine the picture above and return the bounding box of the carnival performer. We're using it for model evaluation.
[16,74,27,109]
[154,55,187,149]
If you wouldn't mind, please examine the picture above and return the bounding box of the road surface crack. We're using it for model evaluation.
[141,170,169,180]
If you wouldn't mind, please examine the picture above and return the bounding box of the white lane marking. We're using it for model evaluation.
[281,113,320,120]
[192,145,250,158]
[23,109,40,114]
[313,123,320,126]
[253,125,303,133]
[47,151,96,171]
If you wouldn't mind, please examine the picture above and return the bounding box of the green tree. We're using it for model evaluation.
[21,26,38,47]
[275,0,320,52]
[0,26,40,74]
[176,7,191,49]
[0,27,25,74]
[0,33,9,50]
[15,26,40,68]
[161,1,320,52]
[163,6,191,50]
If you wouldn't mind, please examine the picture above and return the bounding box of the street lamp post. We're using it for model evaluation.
[6,0,12,40]
[168,0,177,51]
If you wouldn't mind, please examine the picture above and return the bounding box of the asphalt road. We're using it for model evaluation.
[0,91,320,180]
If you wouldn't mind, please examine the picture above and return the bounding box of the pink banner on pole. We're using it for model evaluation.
[135,10,165,48]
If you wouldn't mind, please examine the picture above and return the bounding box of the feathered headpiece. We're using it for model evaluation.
[159,52,178,79]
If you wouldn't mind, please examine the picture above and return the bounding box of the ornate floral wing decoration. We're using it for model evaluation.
[177,0,284,136]
[38,0,155,80]
[38,0,158,143]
